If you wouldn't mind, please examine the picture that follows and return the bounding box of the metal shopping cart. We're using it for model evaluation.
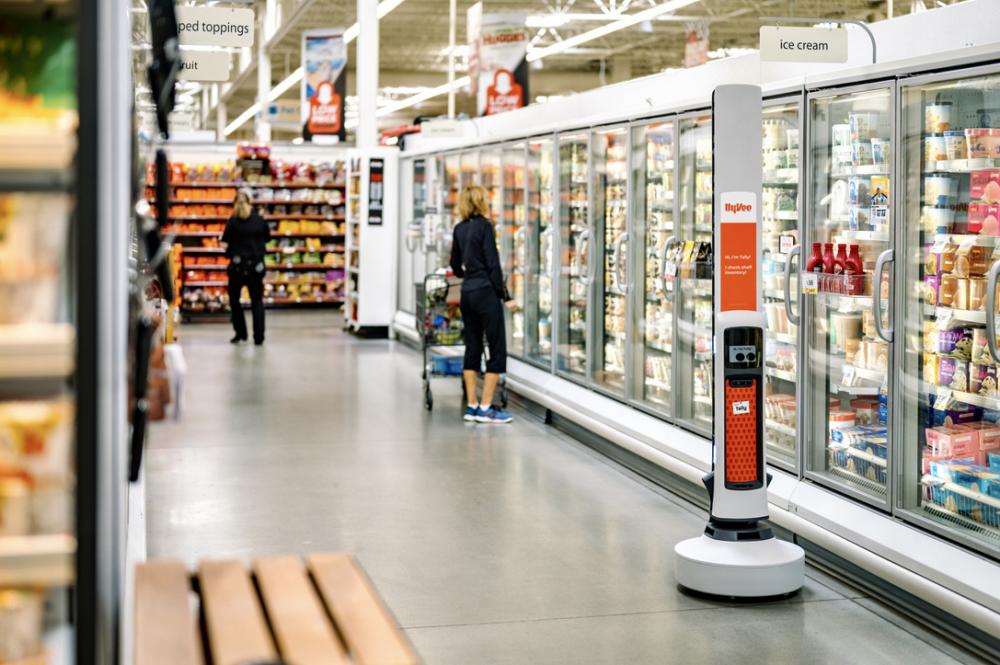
[417,273,507,411]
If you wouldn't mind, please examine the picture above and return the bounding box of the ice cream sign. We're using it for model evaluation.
[759,26,847,64]
[720,192,759,313]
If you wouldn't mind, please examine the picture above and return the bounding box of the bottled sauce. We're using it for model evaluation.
[834,244,848,275]
[805,242,824,272]
[822,242,836,273]
[845,244,863,274]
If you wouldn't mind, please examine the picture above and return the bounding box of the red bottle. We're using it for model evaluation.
[822,243,835,273]
[845,244,863,274]
[805,242,824,272]
[834,244,848,274]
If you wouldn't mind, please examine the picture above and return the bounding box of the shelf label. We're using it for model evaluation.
[871,205,889,224]
[759,26,847,64]
[176,7,255,48]
[779,234,794,254]
[177,50,231,82]
[719,191,758,312]
[801,272,819,295]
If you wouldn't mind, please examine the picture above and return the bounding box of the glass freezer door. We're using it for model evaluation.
[557,133,591,379]
[805,87,894,504]
[503,143,527,357]
[762,102,803,469]
[426,155,449,272]
[526,138,555,366]
[631,120,676,415]
[900,70,1000,552]
[593,127,629,394]
[460,150,479,189]
[444,153,461,233]
[397,158,419,314]
[676,115,714,434]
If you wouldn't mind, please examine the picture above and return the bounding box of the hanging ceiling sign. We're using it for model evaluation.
[177,50,231,82]
[759,26,847,63]
[478,13,528,117]
[175,6,255,48]
[301,29,347,142]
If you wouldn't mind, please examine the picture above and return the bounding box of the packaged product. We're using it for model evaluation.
[851,398,879,425]
[950,465,1000,494]
[924,353,940,384]
[989,451,1000,472]
[953,277,970,310]
[970,170,1000,202]
[962,421,1000,451]
[944,130,966,160]
[953,244,991,278]
[0,474,30,536]
[937,357,969,391]
[828,409,856,434]
[924,275,941,306]
[937,325,974,359]
[0,590,44,661]
[967,203,1000,235]
[925,102,952,133]
[925,134,948,164]
[853,434,887,459]
[970,363,998,396]
[926,425,980,457]
[931,395,982,426]
[969,277,987,311]
[922,451,979,475]
[972,328,994,366]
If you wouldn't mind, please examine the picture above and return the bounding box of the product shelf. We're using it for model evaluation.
[0,167,73,192]
[0,323,74,382]
[765,366,797,382]
[0,534,76,587]
[264,263,342,270]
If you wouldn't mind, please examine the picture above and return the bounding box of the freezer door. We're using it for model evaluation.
[397,158,417,314]
[675,115,714,435]
[481,148,504,260]
[503,143,528,358]
[630,120,676,416]
[804,85,894,506]
[526,138,556,367]
[460,150,480,189]
[761,101,803,470]
[411,158,428,289]
[592,126,629,395]
[557,133,591,380]
[898,68,1000,554]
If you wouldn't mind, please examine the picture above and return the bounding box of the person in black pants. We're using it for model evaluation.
[222,188,270,345]
[450,185,514,424]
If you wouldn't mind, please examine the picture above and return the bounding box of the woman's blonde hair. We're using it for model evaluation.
[234,188,253,220]
[457,185,490,221]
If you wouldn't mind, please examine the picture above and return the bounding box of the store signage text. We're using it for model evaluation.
[759,26,847,64]
[176,7,255,48]
[719,192,758,312]
[177,50,231,82]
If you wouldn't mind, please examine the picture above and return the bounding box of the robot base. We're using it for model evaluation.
[674,533,805,598]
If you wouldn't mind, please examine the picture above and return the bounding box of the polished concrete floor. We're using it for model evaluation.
[148,311,979,665]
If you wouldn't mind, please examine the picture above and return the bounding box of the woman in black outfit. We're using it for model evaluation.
[450,185,514,424]
[222,188,270,345]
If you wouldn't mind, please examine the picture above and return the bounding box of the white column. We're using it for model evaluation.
[447,0,456,118]
[255,11,272,142]
[356,0,379,148]
[200,87,211,129]
[217,99,227,142]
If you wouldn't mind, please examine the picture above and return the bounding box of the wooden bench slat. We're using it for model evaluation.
[307,554,419,665]
[135,561,203,665]
[255,556,350,665]
[199,559,277,665]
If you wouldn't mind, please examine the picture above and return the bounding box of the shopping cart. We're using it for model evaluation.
[417,273,507,411]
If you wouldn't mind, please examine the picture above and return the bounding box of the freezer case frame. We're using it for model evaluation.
[801,79,899,512]
[523,134,559,372]
[895,62,1000,559]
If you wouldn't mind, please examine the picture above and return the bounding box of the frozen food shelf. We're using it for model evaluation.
[765,421,796,437]
[770,332,797,345]
[828,455,888,496]
[836,384,880,396]
[0,167,73,192]
[693,395,713,406]
[848,366,886,382]
[646,342,672,354]
[932,233,996,246]
[813,293,874,310]
[922,501,1000,544]
[925,158,1000,174]
[763,210,799,220]
[645,378,673,393]
[931,307,986,324]
[835,230,890,243]
[832,167,889,178]
[763,168,799,183]
[0,534,75,587]
[933,385,1000,411]
[765,367,797,382]
[0,324,74,382]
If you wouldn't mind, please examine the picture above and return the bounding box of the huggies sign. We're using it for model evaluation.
[719,192,758,312]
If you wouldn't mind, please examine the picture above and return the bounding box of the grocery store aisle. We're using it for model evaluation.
[147,311,977,665]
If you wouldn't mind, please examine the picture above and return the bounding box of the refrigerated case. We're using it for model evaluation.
[762,100,804,470]
[675,115,714,434]
[503,143,527,357]
[396,157,424,316]
[444,153,460,229]
[593,126,629,394]
[630,119,676,416]
[481,148,503,250]
[557,133,590,379]
[804,84,895,506]
[899,66,1000,554]
[525,138,555,367]
[460,150,479,190]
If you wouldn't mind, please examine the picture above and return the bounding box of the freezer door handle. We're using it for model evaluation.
[873,249,894,344]
[986,261,1000,363]
[404,221,422,253]
[784,244,801,326]
[659,235,678,301]
[612,232,629,294]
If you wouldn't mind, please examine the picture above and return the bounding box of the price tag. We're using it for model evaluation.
[664,261,678,277]
[842,365,856,385]
[871,205,889,223]
[801,272,819,295]
[779,234,794,254]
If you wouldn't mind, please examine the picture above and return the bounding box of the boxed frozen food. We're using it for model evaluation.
[970,363,998,396]
[937,357,969,391]
[950,465,1000,494]
[937,325,974,359]
[924,274,941,306]
[989,451,1000,472]
[931,396,982,426]
[924,353,940,384]
[961,421,1000,451]
[0,590,44,662]
[972,328,994,366]
[970,170,1000,202]
[926,425,980,457]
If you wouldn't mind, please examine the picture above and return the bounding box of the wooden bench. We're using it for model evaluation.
[135,553,420,665]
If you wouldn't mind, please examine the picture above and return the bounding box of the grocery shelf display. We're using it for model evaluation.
[899,68,1000,551]
[630,120,675,416]
[676,115,714,434]
[526,138,555,366]
[557,133,590,379]
[804,86,894,505]
[503,143,527,357]
[762,100,803,470]
[593,127,629,394]
[145,151,347,317]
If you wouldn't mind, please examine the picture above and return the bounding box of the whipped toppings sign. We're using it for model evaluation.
[176,7,255,48]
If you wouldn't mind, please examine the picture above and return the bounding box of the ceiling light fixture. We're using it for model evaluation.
[526,0,702,63]
[225,0,407,136]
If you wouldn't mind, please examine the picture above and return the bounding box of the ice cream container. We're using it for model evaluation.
[848,177,870,205]
[849,112,880,142]
[969,276,987,311]
[944,131,966,160]
[848,205,869,230]
[785,148,799,169]
[781,401,797,428]
[762,119,785,151]
[925,102,953,133]
[925,134,948,164]
[938,357,969,391]
[965,128,1000,160]
[954,277,970,310]
[972,329,994,366]
[963,421,1000,450]
[0,476,30,537]
[941,273,959,307]
[938,326,974,359]
[926,425,979,457]
[871,138,890,168]
[925,274,942,306]
[851,399,879,425]
[924,174,957,206]
[832,123,851,147]
[968,203,1000,235]
[763,149,786,171]
[989,451,1000,472]
[924,206,955,234]
[924,353,940,384]
[829,409,856,433]
[851,141,874,167]
[787,129,800,150]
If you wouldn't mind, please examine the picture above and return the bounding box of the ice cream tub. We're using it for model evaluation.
[832,123,851,147]
[965,128,1000,160]
[848,177,870,205]
[924,206,955,234]
[924,274,942,306]
[849,112,880,142]
[829,409,857,433]
[924,174,957,207]
[925,102,953,133]
[871,138,890,168]
[968,203,1000,235]
[851,141,874,167]
[944,131,966,160]
[925,134,947,164]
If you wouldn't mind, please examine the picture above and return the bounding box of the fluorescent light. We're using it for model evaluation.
[526,0,702,63]
[526,10,701,27]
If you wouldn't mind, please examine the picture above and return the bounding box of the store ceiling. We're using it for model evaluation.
[131,0,958,137]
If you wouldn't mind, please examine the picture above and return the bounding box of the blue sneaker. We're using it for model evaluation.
[464,405,481,422]
[476,406,513,424]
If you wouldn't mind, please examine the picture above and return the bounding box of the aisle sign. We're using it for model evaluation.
[177,50,231,82]
[176,7,255,48]
[302,29,347,141]
[368,159,385,226]
[760,26,847,63]
[719,192,758,312]
[477,13,529,116]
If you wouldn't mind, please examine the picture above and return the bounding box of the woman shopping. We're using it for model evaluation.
[449,185,514,424]
[222,188,270,345]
